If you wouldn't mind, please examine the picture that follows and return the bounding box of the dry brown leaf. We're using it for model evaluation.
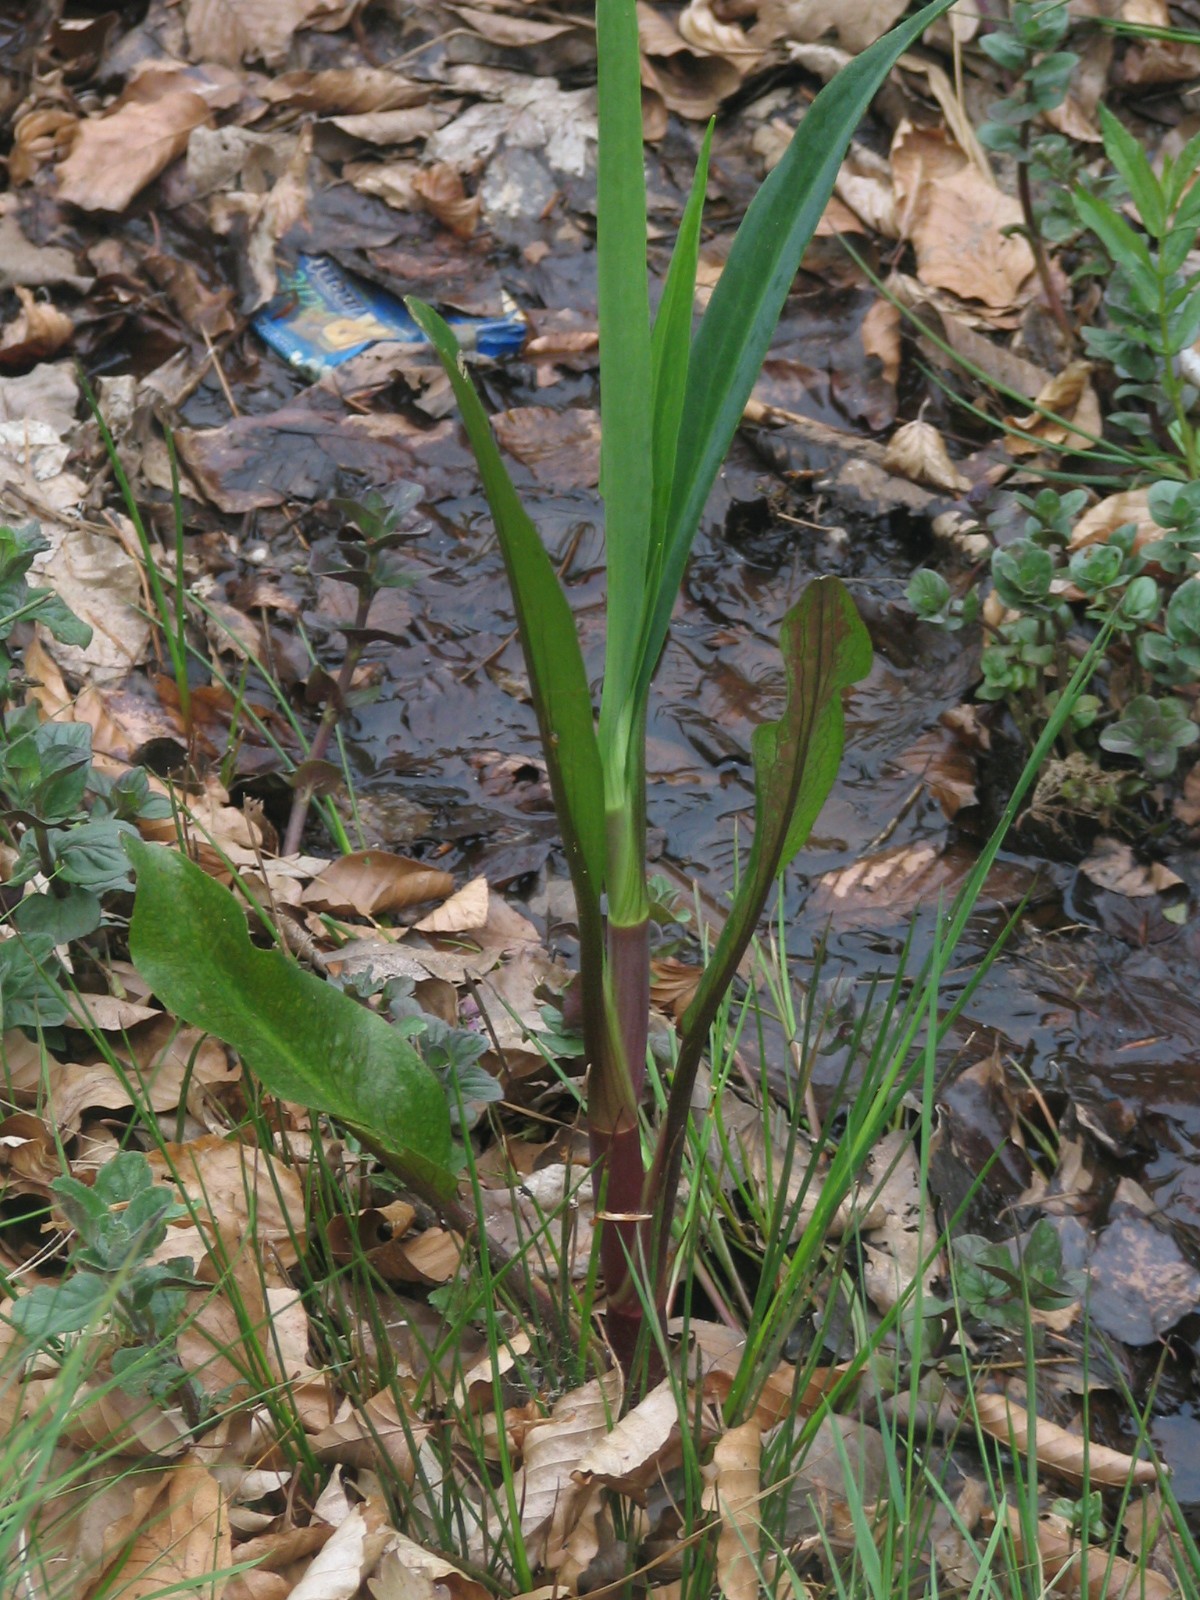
[481,1163,596,1281]
[678,0,759,60]
[449,2,580,48]
[703,1422,761,1600]
[883,419,969,493]
[370,1536,491,1600]
[1005,1503,1174,1600]
[288,1502,391,1600]
[31,517,152,687]
[413,164,482,239]
[650,957,702,1019]
[116,1454,230,1598]
[891,123,1034,312]
[861,1129,943,1314]
[491,407,601,490]
[185,0,350,69]
[1005,360,1103,456]
[638,4,742,121]
[770,0,909,51]
[0,287,73,365]
[1174,762,1200,829]
[262,68,435,114]
[516,1370,623,1558]
[895,727,978,819]
[574,1377,702,1494]
[1120,0,1200,83]
[1080,838,1183,899]
[1068,488,1156,554]
[304,850,454,918]
[414,875,489,934]
[313,1390,428,1479]
[329,107,451,145]
[861,298,901,389]
[57,69,214,212]
[65,993,160,1032]
[975,1393,1159,1488]
[148,1135,308,1268]
[812,843,1033,926]
[11,107,79,185]
[388,1227,463,1285]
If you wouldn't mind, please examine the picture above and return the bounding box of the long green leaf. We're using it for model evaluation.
[645,576,871,1282]
[635,0,954,704]
[596,0,655,735]
[649,121,713,578]
[126,839,456,1202]
[405,300,606,929]
[684,574,870,1053]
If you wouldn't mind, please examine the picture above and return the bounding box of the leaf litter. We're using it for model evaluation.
[1,0,1198,1594]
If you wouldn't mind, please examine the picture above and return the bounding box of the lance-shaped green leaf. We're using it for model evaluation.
[405,300,606,937]
[633,0,953,705]
[126,839,456,1202]
[595,0,654,732]
[648,122,713,585]
[645,577,871,1280]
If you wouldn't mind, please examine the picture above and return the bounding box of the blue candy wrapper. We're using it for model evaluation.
[253,254,527,375]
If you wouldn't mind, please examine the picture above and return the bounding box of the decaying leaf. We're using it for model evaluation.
[882,419,969,493]
[516,1370,622,1559]
[1068,488,1157,554]
[1005,1503,1175,1600]
[1080,839,1183,899]
[974,1392,1159,1488]
[303,851,454,917]
[414,875,489,934]
[1005,361,1103,456]
[0,287,73,366]
[111,1454,230,1598]
[56,68,214,212]
[891,123,1035,313]
[702,1422,761,1600]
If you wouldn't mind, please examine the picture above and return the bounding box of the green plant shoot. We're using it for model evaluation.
[407,0,955,1366]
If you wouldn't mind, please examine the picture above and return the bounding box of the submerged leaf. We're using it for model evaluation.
[126,840,455,1199]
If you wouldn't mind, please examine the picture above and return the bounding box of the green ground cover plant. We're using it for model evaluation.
[127,0,955,1378]
[908,102,1200,799]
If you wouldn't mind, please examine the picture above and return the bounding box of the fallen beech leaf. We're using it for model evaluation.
[56,69,213,212]
[65,993,160,1032]
[413,163,482,239]
[0,287,73,366]
[370,1536,491,1600]
[1080,838,1183,899]
[304,851,454,918]
[861,297,901,389]
[703,1422,761,1600]
[1005,360,1103,456]
[773,0,910,51]
[262,68,436,114]
[516,1370,623,1555]
[883,419,969,493]
[895,727,978,819]
[975,1392,1159,1487]
[813,843,1035,926]
[891,123,1034,312]
[148,1134,308,1268]
[185,0,350,69]
[414,875,489,934]
[1068,488,1156,554]
[574,1377,701,1494]
[287,1503,387,1600]
[491,407,601,490]
[313,1390,428,1478]
[31,517,152,687]
[116,1454,230,1598]
[1005,1504,1174,1600]
[329,107,450,145]
[650,957,702,1020]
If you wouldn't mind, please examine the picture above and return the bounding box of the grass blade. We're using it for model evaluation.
[404,300,606,936]
[635,0,954,700]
